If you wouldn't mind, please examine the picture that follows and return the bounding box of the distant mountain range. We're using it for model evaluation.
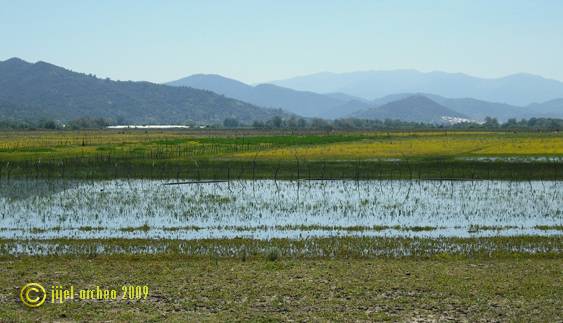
[269,70,563,106]
[369,93,563,121]
[0,57,562,125]
[0,58,285,124]
[167,74,368,119]
[527,98,563,115]
[353,95,467,124]
[367,93,528,121]
[168,73,563,122]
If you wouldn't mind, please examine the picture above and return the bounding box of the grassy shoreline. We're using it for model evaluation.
[1,256,561,321]
[1,236,561,259]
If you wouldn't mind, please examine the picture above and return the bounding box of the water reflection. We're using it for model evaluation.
[0,179,561,239]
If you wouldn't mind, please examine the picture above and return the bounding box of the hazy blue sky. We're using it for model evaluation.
[1,0,562,84]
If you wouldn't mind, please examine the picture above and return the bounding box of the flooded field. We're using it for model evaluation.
[0,179,561,240]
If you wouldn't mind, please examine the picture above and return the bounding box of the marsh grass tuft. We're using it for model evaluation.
[266,247,280,261]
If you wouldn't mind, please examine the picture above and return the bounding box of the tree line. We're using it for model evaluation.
[0,117,112,130]
[0,115,561,131]
[229,116,563,131]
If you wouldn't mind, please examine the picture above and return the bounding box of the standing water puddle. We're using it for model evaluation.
[0,179,561,239]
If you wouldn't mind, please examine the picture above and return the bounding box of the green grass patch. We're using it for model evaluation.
[0,256,561,321]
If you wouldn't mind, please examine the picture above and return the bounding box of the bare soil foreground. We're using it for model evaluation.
[1,256,561,322]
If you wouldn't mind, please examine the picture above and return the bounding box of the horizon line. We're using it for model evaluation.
[2,56,562,85]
